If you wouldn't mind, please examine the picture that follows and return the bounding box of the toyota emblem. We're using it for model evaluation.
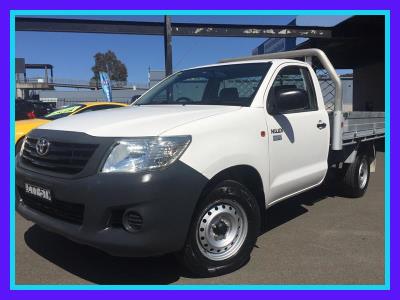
[36,137,50,156]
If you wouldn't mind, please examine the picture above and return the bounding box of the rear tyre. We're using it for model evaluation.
[342,153,370,198]
[179,180,260,277]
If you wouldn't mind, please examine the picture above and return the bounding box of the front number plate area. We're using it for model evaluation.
[24,183,52,202]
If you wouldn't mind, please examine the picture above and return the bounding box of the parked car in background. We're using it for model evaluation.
[15,100,56,121]
[15,102,128,153]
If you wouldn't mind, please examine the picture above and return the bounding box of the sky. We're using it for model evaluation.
[15,15,351,84]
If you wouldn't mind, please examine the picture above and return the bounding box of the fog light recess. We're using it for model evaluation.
[122,210,143,232]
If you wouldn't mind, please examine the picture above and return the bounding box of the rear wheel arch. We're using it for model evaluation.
[340,142,376,198]
[358,141,375,159]
[346,142,376,172]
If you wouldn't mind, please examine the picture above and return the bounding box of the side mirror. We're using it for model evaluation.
[268,87,308,114]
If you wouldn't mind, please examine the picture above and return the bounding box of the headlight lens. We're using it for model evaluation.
[19,137,27,157]
[101,136,191,173]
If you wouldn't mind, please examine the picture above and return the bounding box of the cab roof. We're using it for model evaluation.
[184,58,306,71]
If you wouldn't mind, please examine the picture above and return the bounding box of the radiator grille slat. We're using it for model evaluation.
[21,137,97,174]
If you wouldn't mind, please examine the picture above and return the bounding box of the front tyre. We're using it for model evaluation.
[180,180,260,277]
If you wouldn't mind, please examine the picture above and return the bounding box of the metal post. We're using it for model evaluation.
[164,16,173,76]
[45,65,48,83]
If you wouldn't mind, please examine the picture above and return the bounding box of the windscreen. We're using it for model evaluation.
[135,63,271,107]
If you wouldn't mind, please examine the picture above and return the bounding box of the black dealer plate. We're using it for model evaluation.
[24,183,52,202]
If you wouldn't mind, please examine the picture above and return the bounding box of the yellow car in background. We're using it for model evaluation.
[15,102,128,152]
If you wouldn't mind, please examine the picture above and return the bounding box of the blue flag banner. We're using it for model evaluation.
[99,71,112,102]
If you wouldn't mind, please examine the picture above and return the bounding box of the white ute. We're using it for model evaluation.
[16,49,384,276]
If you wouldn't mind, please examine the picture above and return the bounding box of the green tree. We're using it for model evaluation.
[91,50,128,85]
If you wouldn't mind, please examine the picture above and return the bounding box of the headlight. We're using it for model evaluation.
[101,135,191,173]
[18,137,27,157]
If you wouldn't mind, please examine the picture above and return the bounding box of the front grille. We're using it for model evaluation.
[18,188,84,225]
[21,137,98,174]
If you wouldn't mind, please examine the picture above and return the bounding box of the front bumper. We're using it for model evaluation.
[16,159,208,257]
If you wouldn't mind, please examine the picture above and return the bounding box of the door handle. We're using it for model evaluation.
[317,121,327,129]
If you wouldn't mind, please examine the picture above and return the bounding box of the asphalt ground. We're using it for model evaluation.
[15,152,385,285]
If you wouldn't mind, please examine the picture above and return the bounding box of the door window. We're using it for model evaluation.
[267,66,318,114]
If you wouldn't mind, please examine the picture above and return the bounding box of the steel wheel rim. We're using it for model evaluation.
[358,158,368,189]
[196,199,248,261]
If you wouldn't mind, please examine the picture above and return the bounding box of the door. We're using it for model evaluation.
[265,64,330,203]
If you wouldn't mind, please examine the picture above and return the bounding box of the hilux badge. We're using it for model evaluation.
[271,128,283,134]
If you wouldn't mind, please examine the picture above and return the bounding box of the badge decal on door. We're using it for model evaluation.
[271,128,283,134]
[273,135,282,141]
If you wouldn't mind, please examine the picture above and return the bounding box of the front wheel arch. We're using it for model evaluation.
[196,165,266,232]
